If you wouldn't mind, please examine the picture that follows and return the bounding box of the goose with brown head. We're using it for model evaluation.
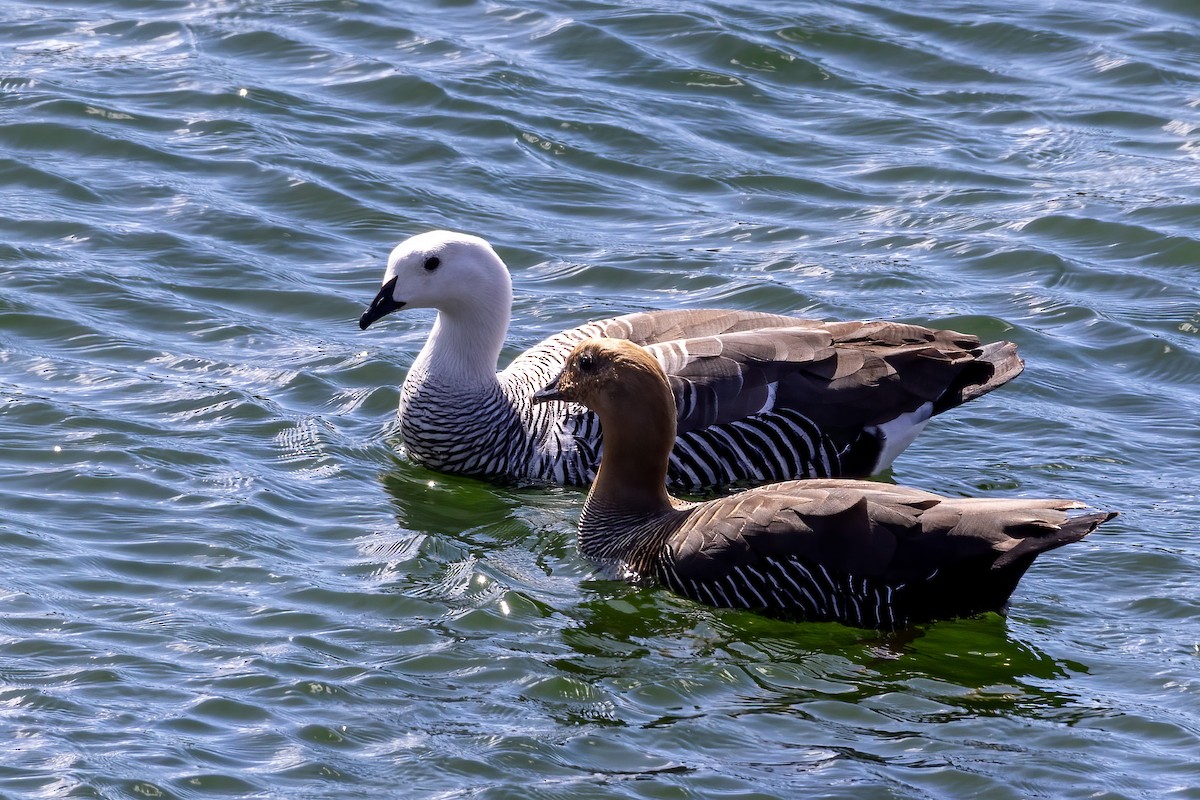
[536,338,1116,629]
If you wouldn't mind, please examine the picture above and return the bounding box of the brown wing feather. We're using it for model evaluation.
[510,309,1021,432]
[667,479,1107,587]
[643,322,1023,434]
[508,309,1022,483]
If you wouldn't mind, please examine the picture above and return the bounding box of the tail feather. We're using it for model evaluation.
[900,508,1116,622]
[934,340,1024,414]
[993,510,1117,569]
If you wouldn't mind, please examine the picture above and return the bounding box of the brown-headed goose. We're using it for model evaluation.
[532,338,1115,628]
[360,231,1024,490]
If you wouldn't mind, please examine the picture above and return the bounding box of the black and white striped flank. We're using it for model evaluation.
[396,308,1022,490]
[578,482,1115,630]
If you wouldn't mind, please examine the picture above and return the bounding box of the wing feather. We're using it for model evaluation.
[666,479,1106,590]
[506,309,1023,482]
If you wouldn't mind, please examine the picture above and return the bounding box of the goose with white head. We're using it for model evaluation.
[360,231,1026,490]
[533,338,1116,628]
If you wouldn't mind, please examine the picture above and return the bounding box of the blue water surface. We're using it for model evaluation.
[0,1,1198,797]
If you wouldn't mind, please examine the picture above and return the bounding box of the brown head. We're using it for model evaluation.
[534,338,677,512]
[533,338,673,420]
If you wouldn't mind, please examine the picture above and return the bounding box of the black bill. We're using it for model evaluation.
[532,372,564,403]
[359,276,403,330]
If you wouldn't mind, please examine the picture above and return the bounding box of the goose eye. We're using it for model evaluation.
[423,256,440,272]
[578,353,595,372]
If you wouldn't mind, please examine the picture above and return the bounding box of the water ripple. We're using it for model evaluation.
[0,0,1198,797]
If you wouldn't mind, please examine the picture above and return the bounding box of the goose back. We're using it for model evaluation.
[420,308,1023,489]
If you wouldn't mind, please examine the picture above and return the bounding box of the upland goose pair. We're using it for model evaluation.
[533,339,1116,628]
[359,231,1114,627]
[359,231,1024,490]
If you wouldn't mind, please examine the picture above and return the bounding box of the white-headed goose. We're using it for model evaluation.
[532,338,1115,628]
[360,231,1024,490]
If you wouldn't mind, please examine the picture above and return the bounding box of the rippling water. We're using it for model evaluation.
[1,1,1198,797]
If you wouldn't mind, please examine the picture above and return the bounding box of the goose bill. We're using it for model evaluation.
[532,373,564,403]
[359,275,404,330]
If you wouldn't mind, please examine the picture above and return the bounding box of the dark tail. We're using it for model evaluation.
[977,510,1117,614]
[994,510,1117,570]
[904,509,1116,623]
[933,340,1024,415]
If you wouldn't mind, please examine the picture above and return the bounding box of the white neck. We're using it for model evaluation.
[409,301,511,389]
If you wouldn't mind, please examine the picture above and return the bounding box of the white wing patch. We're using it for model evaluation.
[757,381,779,415]
[869,402,934,473]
